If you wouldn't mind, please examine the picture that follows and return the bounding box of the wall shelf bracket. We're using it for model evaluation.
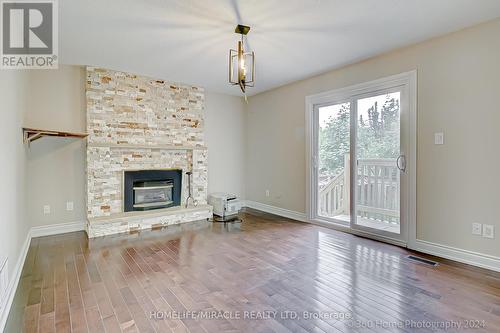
[23,127,88,146]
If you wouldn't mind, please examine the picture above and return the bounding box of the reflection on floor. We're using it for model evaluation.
[356,217,400,234]
[321,214,400,234]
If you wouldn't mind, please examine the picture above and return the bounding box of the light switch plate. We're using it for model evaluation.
[472,223,482,236]
[483,224,494,239]
[434,132,444,145]
[66,201,74,211]
[43,205,50,214]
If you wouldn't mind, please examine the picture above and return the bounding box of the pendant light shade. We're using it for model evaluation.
[229,25,255,93]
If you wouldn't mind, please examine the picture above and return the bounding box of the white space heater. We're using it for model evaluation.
[208,193,242,218]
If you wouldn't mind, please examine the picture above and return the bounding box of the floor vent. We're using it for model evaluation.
[406,255,439,267]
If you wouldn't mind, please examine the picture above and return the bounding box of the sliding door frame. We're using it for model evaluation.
[305,70,417,248]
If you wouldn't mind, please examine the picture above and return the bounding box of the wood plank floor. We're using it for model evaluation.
[5,209,500,332]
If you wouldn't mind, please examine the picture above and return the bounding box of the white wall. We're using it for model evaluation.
[0,71,29,308]
[245,18,500,258]
[205,92,246,198]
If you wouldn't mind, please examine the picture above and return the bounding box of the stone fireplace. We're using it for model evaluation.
[85,67,212,238]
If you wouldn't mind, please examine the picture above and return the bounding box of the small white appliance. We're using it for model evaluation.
[208,193,242,218]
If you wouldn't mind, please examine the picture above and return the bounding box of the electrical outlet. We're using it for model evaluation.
[482,224,494,239]
[265,190,270,197]
[43,205,50,214]
[434,132,444,145]
[472,223,482,236]
[66,201,74,211]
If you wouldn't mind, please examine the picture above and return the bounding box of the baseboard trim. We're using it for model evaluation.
[243,200,500,273]
[243,200,308,222]
[413,239,500,272]
[30,220,86,238]
[0,231,31,332]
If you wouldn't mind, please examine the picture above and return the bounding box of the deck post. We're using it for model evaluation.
[344,153,350,216]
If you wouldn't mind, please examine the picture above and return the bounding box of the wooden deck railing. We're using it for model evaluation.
[318,154,350,217]
[319,155,400,223]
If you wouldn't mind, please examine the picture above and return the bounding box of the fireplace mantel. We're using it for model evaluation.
[87,142,207,150]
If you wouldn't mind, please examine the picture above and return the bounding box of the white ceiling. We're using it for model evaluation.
[60,0,500,96]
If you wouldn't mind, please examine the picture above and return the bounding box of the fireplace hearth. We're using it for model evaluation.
[124,170,182,212]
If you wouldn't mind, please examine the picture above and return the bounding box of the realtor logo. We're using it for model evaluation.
[1,0,58,69]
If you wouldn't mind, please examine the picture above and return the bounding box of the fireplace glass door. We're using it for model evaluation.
[133,180,174,210]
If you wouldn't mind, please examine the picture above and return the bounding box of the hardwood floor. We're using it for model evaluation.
[5,209,500,332]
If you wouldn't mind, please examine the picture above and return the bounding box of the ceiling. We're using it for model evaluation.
[60,0,500,96]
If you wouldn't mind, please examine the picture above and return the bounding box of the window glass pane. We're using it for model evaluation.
[355,92,401,234]
[317,102,351,222]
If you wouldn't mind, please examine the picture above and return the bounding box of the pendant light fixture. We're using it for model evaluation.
[229,24,255,94]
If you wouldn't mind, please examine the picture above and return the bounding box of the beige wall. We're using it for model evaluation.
[205,92,246,198]
[24,66,87,227]
[0,71,29,296]
[24,67,246,227]
[25,66,86,132]
[245,18,500,257]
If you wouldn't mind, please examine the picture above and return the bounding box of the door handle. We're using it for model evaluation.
[396,154,406,173]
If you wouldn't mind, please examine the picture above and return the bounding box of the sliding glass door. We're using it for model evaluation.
[353,89,403,236]
[309,73,414,245]
[316,102,351,223]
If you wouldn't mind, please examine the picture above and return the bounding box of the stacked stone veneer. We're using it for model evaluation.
[86,67,210,237]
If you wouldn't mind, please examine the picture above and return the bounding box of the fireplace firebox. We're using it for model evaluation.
[124,170,182,212]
